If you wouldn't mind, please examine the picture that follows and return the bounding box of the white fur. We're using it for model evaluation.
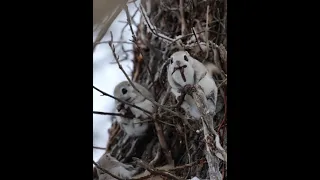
[167,51,218,119]
[97,153,137,180]
[116,116,149,137]
[113,81,155,137]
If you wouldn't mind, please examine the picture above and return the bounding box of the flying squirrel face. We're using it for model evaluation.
[168,51,195,85]
[113,81,136,102]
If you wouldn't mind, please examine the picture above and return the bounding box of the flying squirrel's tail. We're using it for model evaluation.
[204,62,221,76]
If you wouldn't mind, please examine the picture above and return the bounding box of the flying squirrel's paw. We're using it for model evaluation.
[178,84,196,95]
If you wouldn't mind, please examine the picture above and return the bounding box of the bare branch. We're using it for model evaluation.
[168,158,206,171]
[205,5,210,59]
[179,0,186,36]
[169,30,206,45]
[152,88,174,165]
[137,3,175,43]
[93,111,133,118]
[183,123,191,178]
[124,5,154,83]
[181,85,226,180]
[124,5,136,41]
[93,85,152,115]
[217,78,227,89]
[133,158,183,180]
[149,145,162,166]
[154,117,173,165]
[192,27,204,52]
[222,0,227,42]
[93,146,106,150]
[95,40,134,45]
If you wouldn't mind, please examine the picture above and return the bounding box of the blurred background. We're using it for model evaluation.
[93,0,141,162]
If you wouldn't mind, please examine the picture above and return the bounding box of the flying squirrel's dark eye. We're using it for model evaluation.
[122,88,128,94]
[170,58,173,64]
[184,55,188,61]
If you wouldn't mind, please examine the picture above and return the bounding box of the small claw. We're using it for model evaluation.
[116,103,125,111]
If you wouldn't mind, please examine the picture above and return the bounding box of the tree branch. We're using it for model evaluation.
[93,85,152,115]
[184,85,226,180]
[133,158,183,180]
[93,111,133,118]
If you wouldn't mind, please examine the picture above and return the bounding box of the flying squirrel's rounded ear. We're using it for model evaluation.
[184,51,191,56]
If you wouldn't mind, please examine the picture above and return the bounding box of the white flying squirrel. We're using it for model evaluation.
[167,51,219,119]
[113,81,155,138]
[96,153,138,180]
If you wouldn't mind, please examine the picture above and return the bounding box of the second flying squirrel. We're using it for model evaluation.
[167,51,219,120]
[113,81,155,139]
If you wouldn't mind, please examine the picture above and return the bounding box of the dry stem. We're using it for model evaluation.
[93,111,134,118]
[186,85,226,180]
[133,158,183,180]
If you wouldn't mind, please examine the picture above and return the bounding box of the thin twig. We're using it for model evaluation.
[183,123,191,178]
[192,27,203,52]
[137,4,174,43]
[93,146,106,150]
[217,88,227,132]
[125,5,136,41]
[93,111,132,118]
[169,30,206,45]
[152,87,173,165]
[222,0,227,43]
[149,144,162,166]
[109,32,137,92]
[179,0,186,36]
[168,158,206,171]
[154,117,173,165]
[95,41,133,45]
[93,86,152,115]
[185,85,223,180]
[124,5,154,84]
[124,138,138,160]
[157,87,171,115]
[205,5,210,59]
[133,158,183,180]
[158,119,176,127]
[217,78,227,89]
